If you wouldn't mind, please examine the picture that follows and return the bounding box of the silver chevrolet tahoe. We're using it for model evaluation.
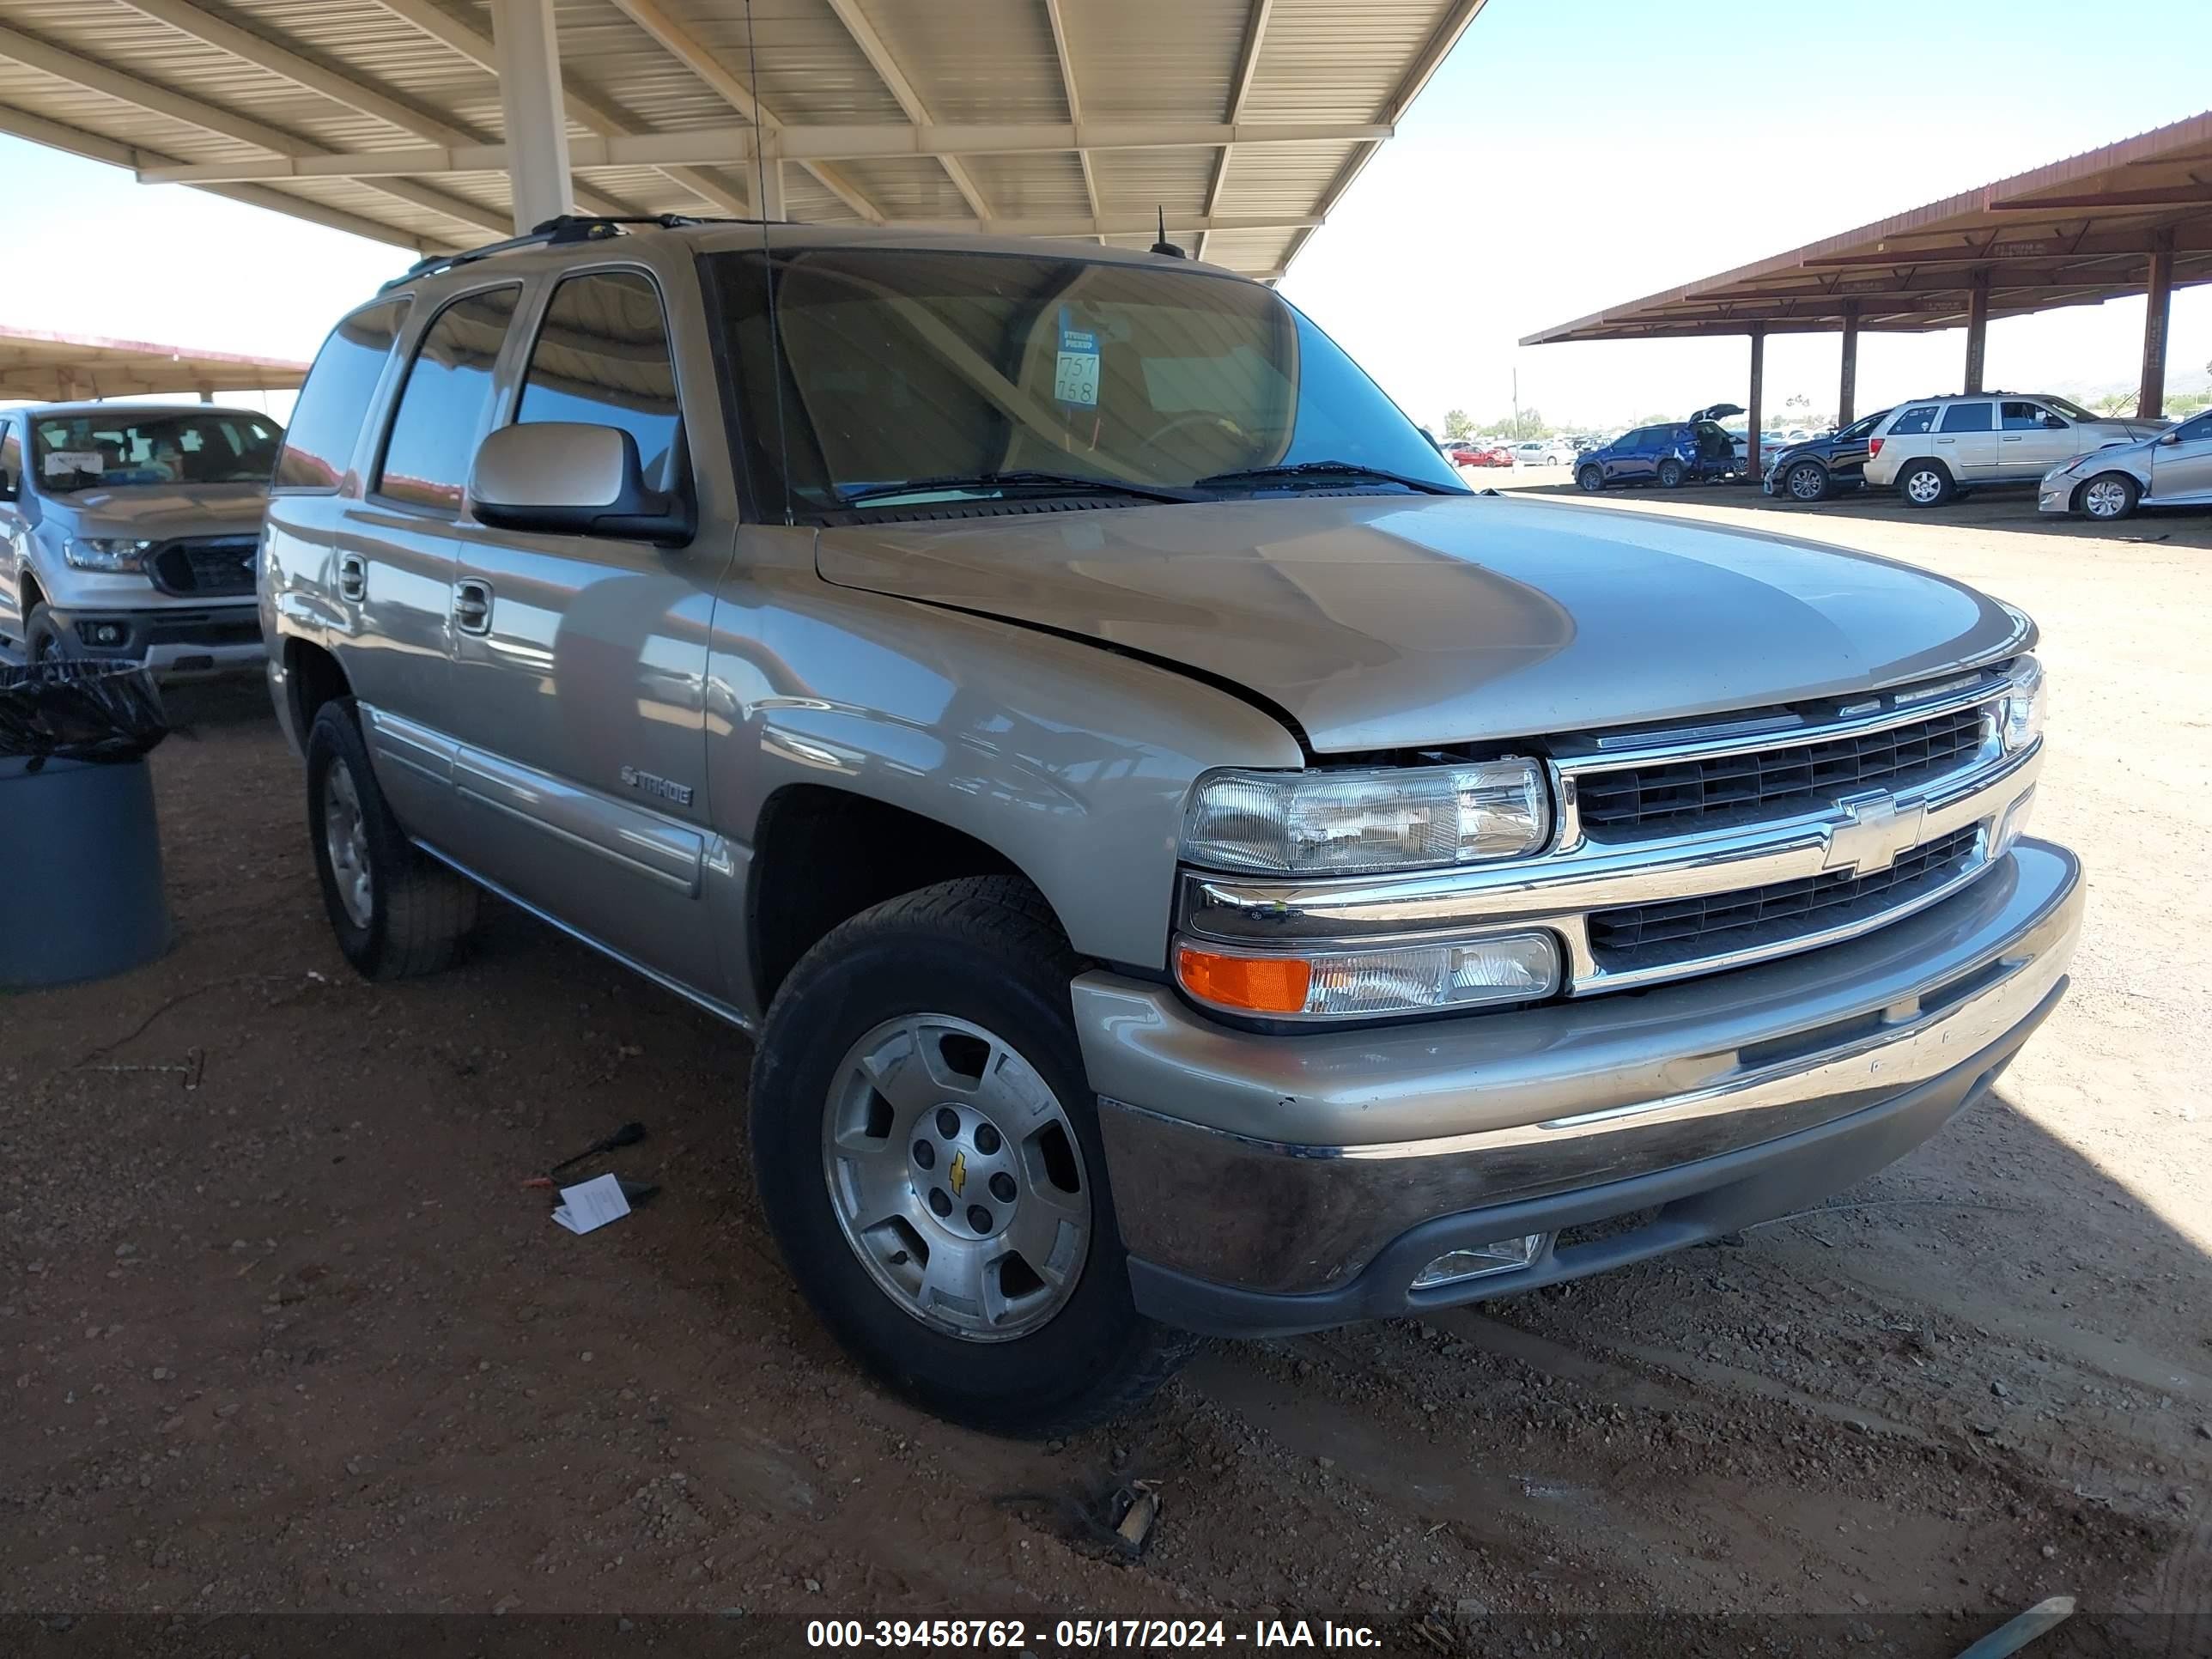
[263,216,2078,1436]
[1,403,281,673]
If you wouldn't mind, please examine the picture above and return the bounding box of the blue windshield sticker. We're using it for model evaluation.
[1054,307,1101,408]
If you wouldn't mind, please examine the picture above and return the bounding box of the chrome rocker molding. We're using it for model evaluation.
[1180,679,2039,996]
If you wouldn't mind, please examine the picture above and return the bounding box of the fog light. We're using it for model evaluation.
[77,621,128,647]
[1411,1234,1547,1289]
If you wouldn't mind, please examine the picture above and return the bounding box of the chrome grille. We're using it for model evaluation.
[1576,704,1990,835]
[1587,825,1982,971]
[149,537,257,598]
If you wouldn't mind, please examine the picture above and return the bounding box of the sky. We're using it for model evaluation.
[4,0,2209,434]
[1281,0,2212,432]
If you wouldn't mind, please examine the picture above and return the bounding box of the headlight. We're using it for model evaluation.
[2001,657,2045,752]
[62,536,154,572]
[1181,759,1552,876]
[1175,932,1562,1019]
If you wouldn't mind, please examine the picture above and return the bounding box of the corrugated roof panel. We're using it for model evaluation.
[959,152,1092,219]
[1090,145,1215,216]
[835,155,987,218]
[1060,0,1247,122]
[1215,141,1360,216]
[0,0,1469,277]
[837,0,1067,125]
[577,0,910,128]
[1192,228,1297,273]
[1243,0,1454,124]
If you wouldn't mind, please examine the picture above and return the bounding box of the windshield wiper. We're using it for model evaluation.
[839,470,1198,507]
[1192,460,1462,495]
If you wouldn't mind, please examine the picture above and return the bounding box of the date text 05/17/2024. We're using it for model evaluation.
[805,1618,1382,1649]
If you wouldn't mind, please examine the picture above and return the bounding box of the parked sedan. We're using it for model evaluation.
[1761,408,1893,501]
[2039,406,2212,520]
[1514,438,1578,466]
[1453,443,1515,469]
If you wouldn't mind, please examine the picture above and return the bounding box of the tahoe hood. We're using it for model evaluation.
[817,495,2030,754]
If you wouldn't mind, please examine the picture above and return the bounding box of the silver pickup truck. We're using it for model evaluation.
[262,217,2077,1436]
[2,403,281,673]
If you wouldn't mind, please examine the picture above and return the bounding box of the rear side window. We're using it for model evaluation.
[1889,405,1939,436]
[516,271,683,492]
[1938,403,1993,433]
[277,299,410,490]
[377,286,522,512]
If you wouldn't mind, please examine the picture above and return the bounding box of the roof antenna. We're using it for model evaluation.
[1149,206,1184,259]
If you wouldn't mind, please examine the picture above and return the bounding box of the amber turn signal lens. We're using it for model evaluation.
[1174,945,1313,1015]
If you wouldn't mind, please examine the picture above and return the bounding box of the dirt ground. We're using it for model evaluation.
[5,481,2209,1656]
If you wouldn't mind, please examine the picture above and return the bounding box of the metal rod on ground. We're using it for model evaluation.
[1952,1595,2075,1659]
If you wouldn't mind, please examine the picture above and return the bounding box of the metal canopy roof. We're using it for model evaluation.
[1522,110,2212,343]
[0,0,1481,280]
[0,325,307,399]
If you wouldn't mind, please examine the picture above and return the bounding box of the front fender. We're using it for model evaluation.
[706,542,1304,980]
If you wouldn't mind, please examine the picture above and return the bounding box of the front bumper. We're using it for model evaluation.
[43,601,264,678]
[1079,839,2081,1336]
[2038,476,2078,514]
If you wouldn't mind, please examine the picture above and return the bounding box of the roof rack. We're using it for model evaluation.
[380,212,755,292]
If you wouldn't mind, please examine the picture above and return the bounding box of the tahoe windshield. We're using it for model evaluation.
[708,246,1463,514]
[32,410,283,492]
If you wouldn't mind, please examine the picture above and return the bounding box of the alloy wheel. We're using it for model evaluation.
[821,1013,1091,1343]
[2083,478,2129,519]
[322,761,374,929]
[1789,464,1825,501]
[1906,469,1942,505]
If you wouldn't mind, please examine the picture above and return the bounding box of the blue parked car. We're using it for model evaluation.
[1761,407,1893,502]
[1574,408,1741,493]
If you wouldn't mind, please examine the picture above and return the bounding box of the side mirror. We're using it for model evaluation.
[468,422,693,548]
[2159,430,2181,446]
[0,466,14,501]
[2042,415,2068,429]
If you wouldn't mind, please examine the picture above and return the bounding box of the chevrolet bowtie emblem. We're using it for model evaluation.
[1822,792,1926,877]
[948,1150,968,1199]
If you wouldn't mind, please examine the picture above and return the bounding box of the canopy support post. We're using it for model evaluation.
[2139,231,2173,420]
[491,0,573,234]
[1837,301,1860,428]
[1962,270,1990,394]
[1747,327,1765,482]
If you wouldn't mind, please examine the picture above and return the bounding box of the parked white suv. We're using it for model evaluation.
[1863,392,2165,508]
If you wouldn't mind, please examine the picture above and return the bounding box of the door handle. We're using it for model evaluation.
[337,550,367,601]
[2000,435,2024,443]
[1935,437,1954,445]
[453,579,493,635]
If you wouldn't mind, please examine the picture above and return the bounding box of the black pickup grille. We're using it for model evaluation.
[1577,704,1990,836]
[1589,824,1982,969]
[149,537,258,598]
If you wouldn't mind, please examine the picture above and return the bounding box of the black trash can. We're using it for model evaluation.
[0,662,173,990]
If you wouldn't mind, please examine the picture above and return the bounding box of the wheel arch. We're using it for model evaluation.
[747,783,1069,1012]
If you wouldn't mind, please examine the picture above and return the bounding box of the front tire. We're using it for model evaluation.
[1785,460,1829,502]
[749,875,1193,1437]
[1576,465,1605,493]
[305,700,478,981]
[2077,471,2140,521]
[1898,459,1954,508]
[24,602,68,664]
[1656,459,1686,489]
